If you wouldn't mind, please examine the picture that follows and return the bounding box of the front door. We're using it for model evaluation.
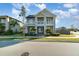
[37,26,44,35]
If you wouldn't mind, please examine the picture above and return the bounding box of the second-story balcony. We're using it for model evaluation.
[26,18,35,25]
[46,17,54,25]
[27,22,35,25]
[37,17,44,25]
[37,21,44,24]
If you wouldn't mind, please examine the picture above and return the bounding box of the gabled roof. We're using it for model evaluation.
[35,8,56,17]
[26,8,56,18]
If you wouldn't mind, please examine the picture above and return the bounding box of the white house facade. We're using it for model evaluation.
[25,9,56,35]
[0,16,23,32]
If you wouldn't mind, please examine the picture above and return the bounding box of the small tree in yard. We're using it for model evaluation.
[19,5,26,36]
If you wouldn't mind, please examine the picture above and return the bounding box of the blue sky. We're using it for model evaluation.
[0,3,79,28]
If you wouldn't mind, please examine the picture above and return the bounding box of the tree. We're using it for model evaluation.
[57,27,70,34]
[10,20,18,27]
[19,5,26,36]
[69,24,78,32]
[0,23,5,33]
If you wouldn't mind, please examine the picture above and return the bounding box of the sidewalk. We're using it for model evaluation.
[46,36,79,38]
[0,35,78,38]
[0,36,44,38]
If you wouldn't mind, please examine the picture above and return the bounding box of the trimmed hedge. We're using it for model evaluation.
[45,33,60,36]
[25,33,37,36]
[51,33,60,36]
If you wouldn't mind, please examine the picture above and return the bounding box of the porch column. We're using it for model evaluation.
[35,17,37,34]
[53,17,56,33]
[6,17,10,31]
[44,16,46,35]
[24,18,28,33]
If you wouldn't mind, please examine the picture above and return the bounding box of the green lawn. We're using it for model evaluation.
[59,34,75,37]
[0,34,78,42]
[32,37,79,42]
[0,36,79,43]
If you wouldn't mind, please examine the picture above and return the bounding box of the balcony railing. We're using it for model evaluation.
[37,21,44,24]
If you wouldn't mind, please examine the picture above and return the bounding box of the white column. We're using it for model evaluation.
[44,16,46,35]
[53,17,55,33]
[24,18,27,33]
[35,17,37,34]
[6,17,10,31]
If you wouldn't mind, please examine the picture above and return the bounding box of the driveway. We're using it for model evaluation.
[0,42,79,56]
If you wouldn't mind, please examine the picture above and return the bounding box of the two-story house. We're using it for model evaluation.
[0,16,23,32]
[25,9,56,35]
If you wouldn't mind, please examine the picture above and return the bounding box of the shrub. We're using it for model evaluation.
[46,29,51,34]
[51,33,60,36]
[45,33,60,36]
[4,29,14,35]
[25,33,29,36]
[25,33,36,36]
[45,34,51,36]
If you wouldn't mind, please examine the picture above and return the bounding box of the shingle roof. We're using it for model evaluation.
[26,15,35,18]
[0,15,23,23]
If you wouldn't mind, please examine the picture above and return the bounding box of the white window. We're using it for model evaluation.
[46,17,53,24]
[0,18,6,24]
[27,18,35,24]
[37,17,44,24]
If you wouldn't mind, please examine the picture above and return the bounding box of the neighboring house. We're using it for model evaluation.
[0,16,23,32]
[25,9,56,35]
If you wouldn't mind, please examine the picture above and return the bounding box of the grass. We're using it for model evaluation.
[32,37,79,43]
[0,38,24,41]
[59,34,75,37]
[0,34,78,42]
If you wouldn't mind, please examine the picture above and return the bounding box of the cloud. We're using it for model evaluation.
[12,3,31,21]
[12,8,20,19]
[63,3,76,8]
[69,8,79,15]
[52,7,79,27]
[12,3,22,10]
[34,4,46,10]
[53,9,70,19]
[12,3,46,21]
[74,15,79,20]
[52,10,66,24]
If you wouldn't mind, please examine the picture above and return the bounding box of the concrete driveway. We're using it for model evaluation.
[0,42,79,56]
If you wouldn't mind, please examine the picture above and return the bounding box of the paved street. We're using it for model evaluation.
[0,42,79,56]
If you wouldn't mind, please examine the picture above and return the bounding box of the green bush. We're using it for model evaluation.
[46,29,51,34]
[4,29,14,35]
[45,33,60,36]
[51,33,60,36]
[45,34,51,36]
[25,33,36,36]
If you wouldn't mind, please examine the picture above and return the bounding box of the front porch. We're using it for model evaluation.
[27,26,54,35]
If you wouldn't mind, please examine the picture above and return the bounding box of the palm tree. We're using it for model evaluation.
[19,5,26,36]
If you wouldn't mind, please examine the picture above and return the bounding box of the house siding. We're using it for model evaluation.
[0,16,22,32]
[25,9,56,35]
